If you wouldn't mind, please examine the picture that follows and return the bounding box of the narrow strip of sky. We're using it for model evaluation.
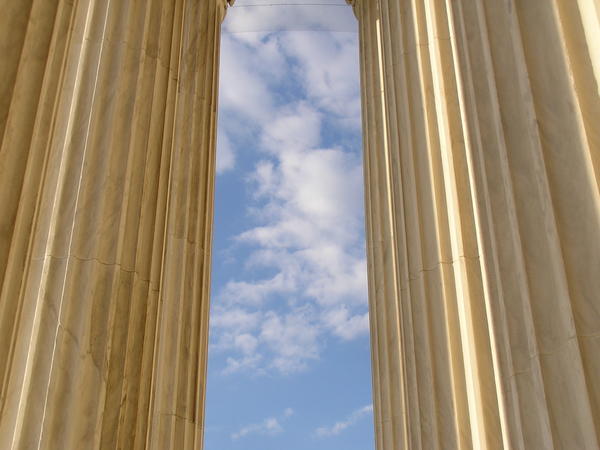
[205,2,373,450]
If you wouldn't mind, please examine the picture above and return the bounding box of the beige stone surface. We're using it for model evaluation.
[354,0,600,448]
[0,0,227,448]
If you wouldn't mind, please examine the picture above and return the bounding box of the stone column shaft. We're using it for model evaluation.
[355,0,600,448]
[0,0,225,448]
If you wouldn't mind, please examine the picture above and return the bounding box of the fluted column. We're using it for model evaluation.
[0,0,227,448]
[355,0,600,448]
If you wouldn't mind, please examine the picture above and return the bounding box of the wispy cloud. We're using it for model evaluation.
[211,307,261,331]
[281,32,361,124]
[260,307,321,373]
[231,417,282,440]
[216,127,235,173]
[217,306,321,375]
[231,408,295,440]
[323,306,369,341]
[314,404,373,437]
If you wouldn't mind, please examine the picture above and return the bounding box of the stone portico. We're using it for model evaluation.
[0,1,599,448]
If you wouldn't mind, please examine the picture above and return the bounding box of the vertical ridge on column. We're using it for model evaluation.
[145,0,225,448]
[0,0,63,400]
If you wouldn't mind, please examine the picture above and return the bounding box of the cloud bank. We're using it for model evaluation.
[212,20,368,375]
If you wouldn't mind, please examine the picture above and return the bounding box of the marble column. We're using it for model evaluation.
[354,0,600,448]
[0,0,227,448]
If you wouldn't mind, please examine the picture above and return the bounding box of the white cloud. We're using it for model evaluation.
[231,417,283,440]
[223,353,263,375]
[260,102,323,154]
[210,304,322,375]
[282,32,361,124]
[211,307,261,331]
[209,308,263,359]
[314,404,373,437]
[218,272,297,306]
[217,128,235,173]
[234,333,259,354]
[260,307,321,373]
[231,408,295,440]
[322,306,369,340]
[249,160,277,198]
[219,34,278,123]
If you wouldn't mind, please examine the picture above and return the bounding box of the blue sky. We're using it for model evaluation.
[205,3,374,449]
